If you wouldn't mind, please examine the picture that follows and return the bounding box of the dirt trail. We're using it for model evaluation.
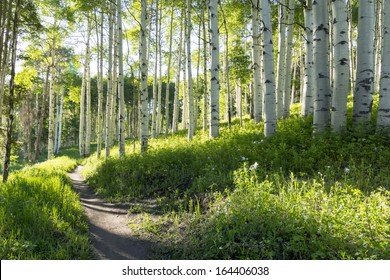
[68,166,153,260]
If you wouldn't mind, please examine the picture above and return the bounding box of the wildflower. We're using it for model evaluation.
[241,156,248,161]
[253,140,264,144]
[249,162,259,171]
[344,167,350,173]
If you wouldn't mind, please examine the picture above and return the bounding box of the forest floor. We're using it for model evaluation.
[68,166,154,260]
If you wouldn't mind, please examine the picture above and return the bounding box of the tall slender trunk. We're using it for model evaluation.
[165,4,174,135]
[301,0,314,116]
[85,16,92,157]
[331,0,350,132]
[156,4,163,135]
[33,68,49,161]
[151,1,158,138]
[252,0,262,123]
[313,0,331,133]
[56,86,64,154]
[48,33,57,159]
[79,66,86,156]
[96,9,104,158]
[2,0,20,182]
[262,0,277,137]
[377,0,390,129]
[202,3,208,132]
[140,0,149,152]
[105,3,114,158]
[353,0,375,127]
[283,0,295,118]
[209,0,220,138]
[117,0,125,156]
[0,0,12,127]
[172,9,184,133]
[276,0,286,119]
[187,0,194,141]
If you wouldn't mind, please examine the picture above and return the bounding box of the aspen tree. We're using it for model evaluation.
[105,2,114,158]
[2,0,20,182]
[353,0,375,127]
[283,0,295,118]
[117,0,125,157]
[172,10,184,133]
[377,0,390,129]
[48,30,57,159]
[301,0,314,116]
[140,0,149,152]
[313,0,331,133]
[165,3,174,135]
[151,1,158,137]
[276,0,286,119]
[331,0,350,132]
[202,2,209,132]
[261,0,277,137]
[85,16,92,157]
[251,0,262,123]
[209,0,220,138]
[187,0,195,141]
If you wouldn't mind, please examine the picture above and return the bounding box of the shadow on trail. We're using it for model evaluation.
[68,166,154,260]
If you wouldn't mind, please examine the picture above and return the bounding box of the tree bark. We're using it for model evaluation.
[353,0,375,127]
[377,0,390,129]
[209,0,220,138]
[3,0,20,182]
[276,0,286,119]
[140,0,149,152]
[331,0,350,132]
[301,0,314,116]
[187,0,194,141]
[117,0,125,156]
[251,0,262,123]
[262,0,277,137]
[313,0,331,133]
[283,0,295,118]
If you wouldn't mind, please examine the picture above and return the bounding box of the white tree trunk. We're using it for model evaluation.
[252,0,262,123]
[117,0,125,156]
[105,3,114,158]
[48,29,57,160]
[187,0,194,141]
[165,4,174,135]
[151,1,159,138]
[209,0,219,138]
[377,0,390,129]
[283,0,295,118]
[85,17,92,157]
[140,0,149,153]
[202,4,208,132]
[96,10,104,158]
[353,0,375,126]
[313,0,331,133]
[301,0,314,116]
[172,9,184,133]
[56,86,63,154]
[261,0,277,137]
[276,0,286,119]
[331,0,350,132]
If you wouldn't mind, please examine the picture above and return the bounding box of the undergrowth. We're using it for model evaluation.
[0,157,93,259]
[82,105,390,259]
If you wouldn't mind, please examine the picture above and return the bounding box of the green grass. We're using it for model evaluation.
[0,157,94,259]
[83,104,390,259]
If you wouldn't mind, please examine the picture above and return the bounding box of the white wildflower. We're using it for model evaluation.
[249,162,259,170]
[344,167,350,173]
